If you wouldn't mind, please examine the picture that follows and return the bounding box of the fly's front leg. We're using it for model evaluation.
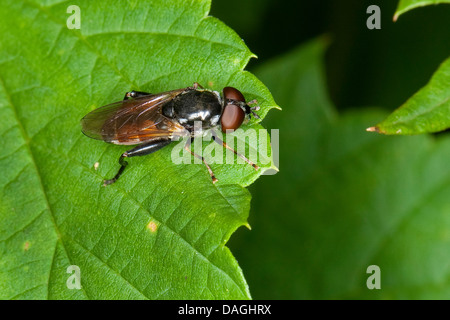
[103,138,172,186]
[123,90,152,100]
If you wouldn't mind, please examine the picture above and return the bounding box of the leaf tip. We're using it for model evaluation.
[261,163,279,176]
[366,126,380,133]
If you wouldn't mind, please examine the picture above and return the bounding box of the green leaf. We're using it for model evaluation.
[394,0,450,21]
[229,38,450,299]
[0,0,278,299]
[368,56,450,135]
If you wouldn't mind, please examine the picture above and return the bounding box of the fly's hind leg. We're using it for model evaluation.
[103,154,128,186]
[103,138,172,186]
[184,138,218,183]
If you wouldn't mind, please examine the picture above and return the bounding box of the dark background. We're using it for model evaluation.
[210,0,450,299]
[211,0,450,112]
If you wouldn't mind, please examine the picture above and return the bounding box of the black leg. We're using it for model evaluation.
[103,138,171,186]
[123,90,152,100]
[103,154,128,186]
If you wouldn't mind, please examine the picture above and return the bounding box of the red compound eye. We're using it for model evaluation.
[223,86,245,103]
[221,87,246,132]
[221,104,245,132]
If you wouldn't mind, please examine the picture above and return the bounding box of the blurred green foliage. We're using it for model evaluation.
[211,0,450,111]
[373,56,450,135]
[212,0,450,299]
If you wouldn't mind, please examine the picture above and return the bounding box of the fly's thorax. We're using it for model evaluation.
[162,89,223,131]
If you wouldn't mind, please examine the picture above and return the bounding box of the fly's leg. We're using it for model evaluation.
[184,138,218,183]
[187,82,204,91]
[103,155,128,186]
[247,99,261,119]
[211,129,259,170]
[103,138,172,186]
[123,90,152,100]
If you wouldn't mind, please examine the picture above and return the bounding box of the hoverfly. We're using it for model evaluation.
[81,83,261,185]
